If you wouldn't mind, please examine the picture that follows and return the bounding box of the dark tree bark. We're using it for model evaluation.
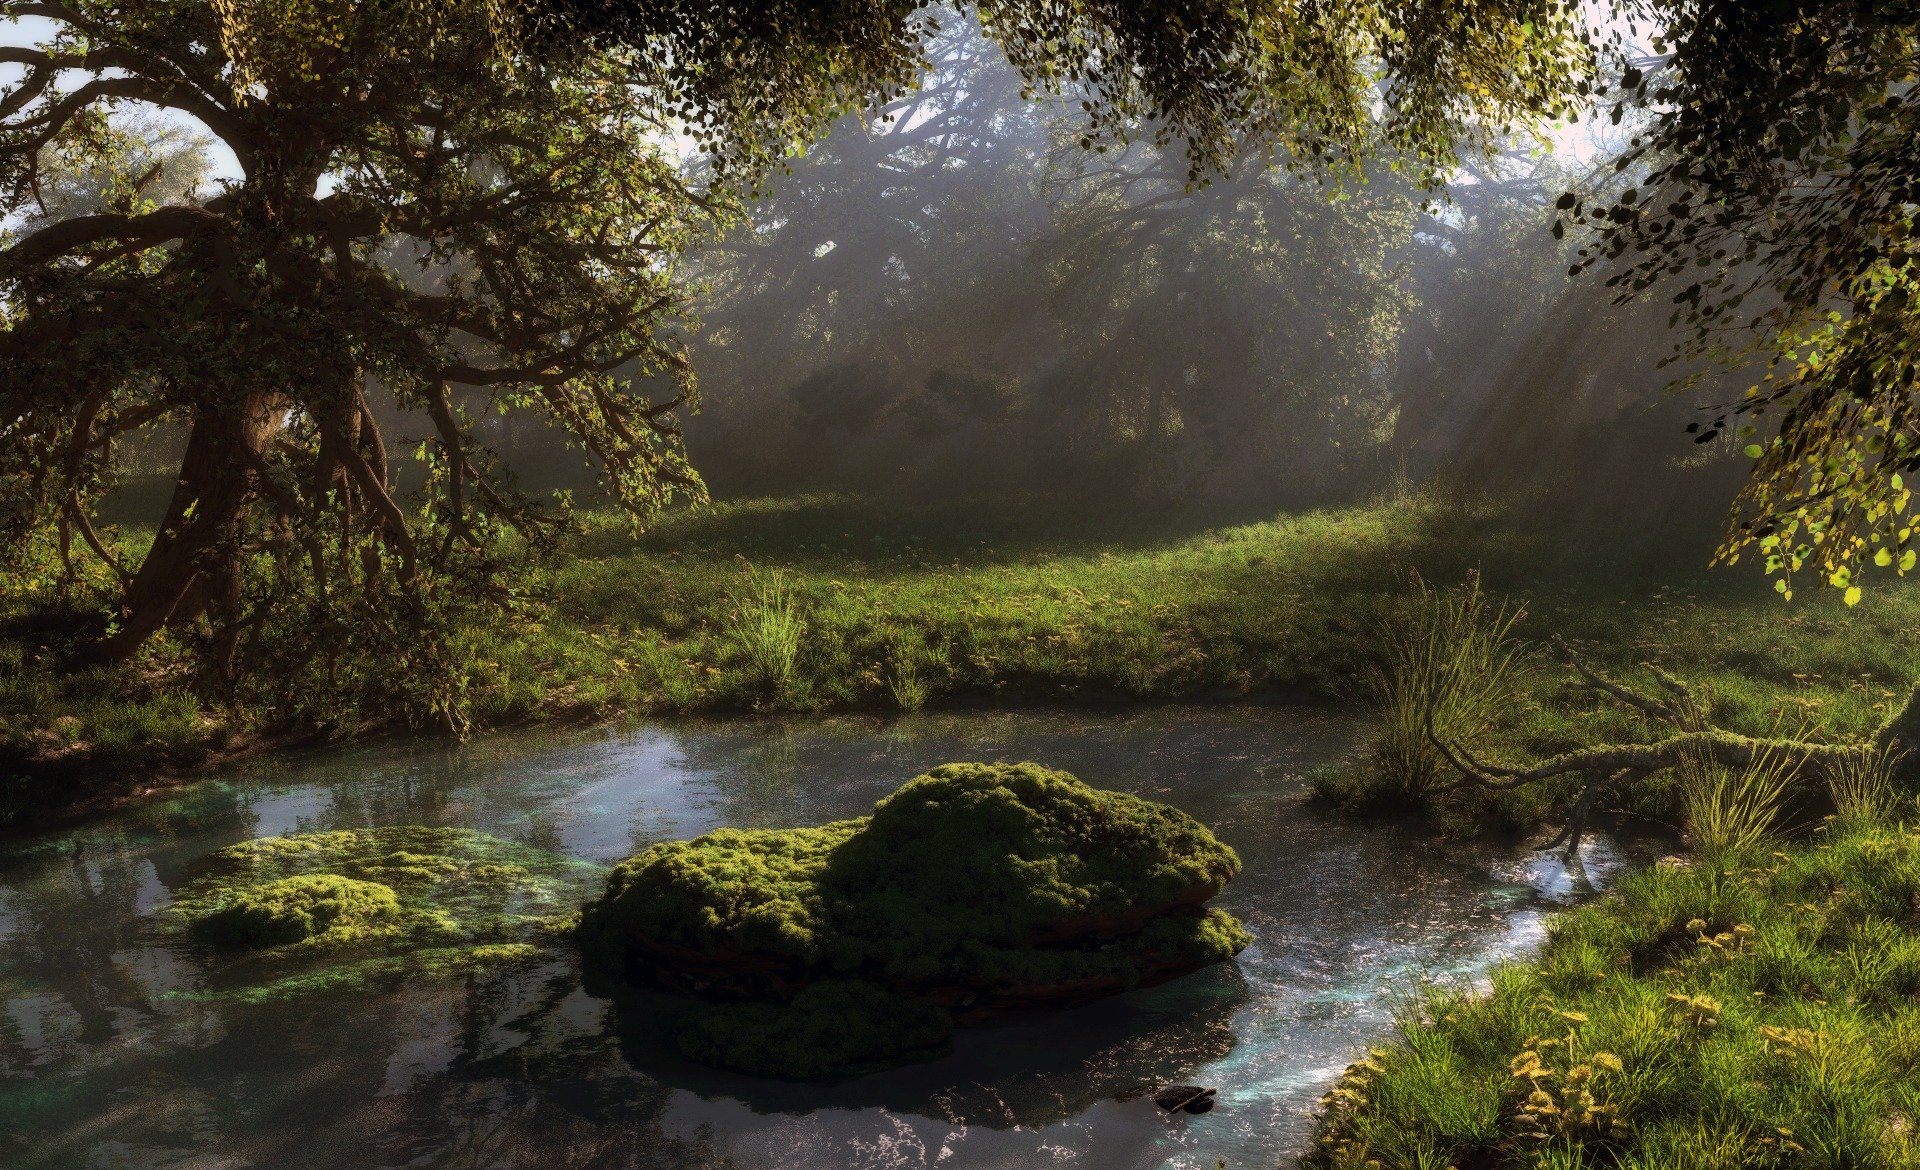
[94,392,283,671]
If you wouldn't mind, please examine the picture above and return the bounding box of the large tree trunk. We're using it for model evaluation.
[94,393,282,670]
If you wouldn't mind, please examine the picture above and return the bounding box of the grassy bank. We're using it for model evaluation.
[6,488,1920,826]
[1308,814,1920,1169]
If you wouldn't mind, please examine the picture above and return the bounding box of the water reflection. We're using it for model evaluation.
[0,706,1651,1169]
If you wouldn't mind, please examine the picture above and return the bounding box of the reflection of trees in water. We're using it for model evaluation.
[0,835,174,1064]
[305,747,465,831]
[127,779,261,848]
[2,941,714,1170]
[389,966,734,1170]
[663,723,847,832]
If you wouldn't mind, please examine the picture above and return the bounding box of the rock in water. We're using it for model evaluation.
[1154,1085,1217,1114]
[576,762,1251,1077]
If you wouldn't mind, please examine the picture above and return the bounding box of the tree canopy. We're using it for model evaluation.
[1572,2,1920,602]
[15,0,1920,703]
[0,0,1592,685]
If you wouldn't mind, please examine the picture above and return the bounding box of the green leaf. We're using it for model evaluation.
[1743,444,1764,459]
[1876,548,1894,567]
[1845,585,1863,607]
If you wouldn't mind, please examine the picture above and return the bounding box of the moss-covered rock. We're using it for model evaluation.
[165,826,600,1000]
[189,873,403,949]
[578,762,1250,1076]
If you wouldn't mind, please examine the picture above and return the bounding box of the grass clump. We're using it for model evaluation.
[728,568,806,699]
[1830,746,1902,827]
[1317,572,1533,820]
[166,826,599,999]
[1679,740,1801,858]
[577,762,1249,1076]
[1307,816,1920,1169]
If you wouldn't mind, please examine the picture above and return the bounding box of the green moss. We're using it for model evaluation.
[189,873,402,949]
[166,826,600,1000]
[578,762,1249,1076]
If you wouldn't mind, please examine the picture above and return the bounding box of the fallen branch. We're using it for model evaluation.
[1429,638,1866,859]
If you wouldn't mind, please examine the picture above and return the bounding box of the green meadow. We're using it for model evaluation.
[6,487,1917,831]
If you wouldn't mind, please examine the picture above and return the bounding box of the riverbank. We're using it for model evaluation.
[1307,813,1920,1168]
[6,489,1919,829]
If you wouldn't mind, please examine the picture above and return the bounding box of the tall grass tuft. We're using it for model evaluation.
[1827,746,1900,826]
[1679,741,1800,857]
[885,639,945,714]
[1367,572,1530,806]
[730,569,805,696]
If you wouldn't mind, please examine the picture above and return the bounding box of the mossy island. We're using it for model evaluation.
[166,826,601,1002]
[576,761,1251,1077]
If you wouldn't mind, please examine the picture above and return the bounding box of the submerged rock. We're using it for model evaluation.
[165,826,600,1001]
[577,762,1251,1076]
[1154,1085,1217,1114]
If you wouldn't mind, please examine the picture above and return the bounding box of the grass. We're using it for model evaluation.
[1332,572,1533,812]
[1307,811,1920,1169]
[7,486,1920,827]
[1678,740,1803,858]
[729,568,806,698]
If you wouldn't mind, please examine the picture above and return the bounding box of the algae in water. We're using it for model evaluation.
[164,825,599,1002]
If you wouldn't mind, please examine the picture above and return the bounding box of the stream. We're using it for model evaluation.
[0,706,1643,1170]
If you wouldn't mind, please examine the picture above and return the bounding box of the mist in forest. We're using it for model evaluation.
[635,20,1755,554]
[115,16,1753,562]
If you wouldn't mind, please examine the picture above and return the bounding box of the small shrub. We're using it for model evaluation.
[1365,573,1529,808]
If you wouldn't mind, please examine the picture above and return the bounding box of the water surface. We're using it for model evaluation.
[0,706,1637,1169]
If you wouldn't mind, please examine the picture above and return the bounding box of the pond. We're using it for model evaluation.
[0,706,1643,1170]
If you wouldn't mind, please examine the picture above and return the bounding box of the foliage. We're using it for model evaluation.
[164,826,599,1000]
[1568,3,1920,608]
[1308,817,1920,1169]
[576,761,1249,1075]
[0,0,1598,680]
[0,0,712,678]
[684,18,1425,503]
[528,0,1590,185]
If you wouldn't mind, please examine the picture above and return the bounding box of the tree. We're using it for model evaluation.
[1571,2,1920,603]
[1,1,711,679]
[0,0,1592,677]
